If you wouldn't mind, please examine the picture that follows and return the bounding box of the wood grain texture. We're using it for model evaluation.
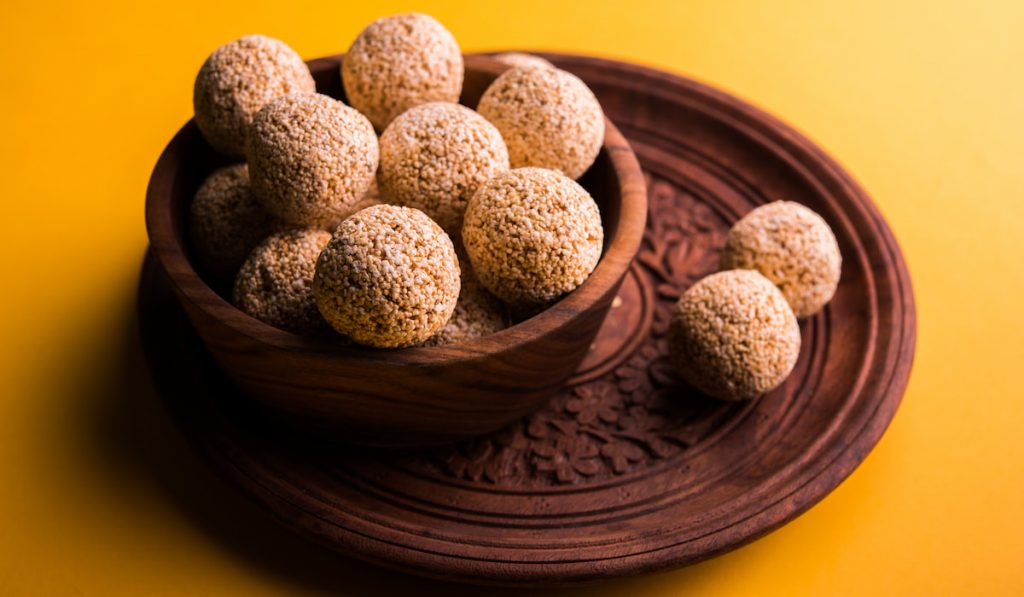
[144,55,648,447]
[137,53,916,585]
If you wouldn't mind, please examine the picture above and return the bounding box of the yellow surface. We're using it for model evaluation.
[1,0,1022,594]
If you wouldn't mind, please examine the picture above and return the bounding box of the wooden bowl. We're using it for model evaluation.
[144,54,648,448]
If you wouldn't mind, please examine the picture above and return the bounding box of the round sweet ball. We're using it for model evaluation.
[193,35,315,157]
[313,205,461,348]
[233,228,332,334]
[343,13,464,131]
[669,270,801,401]
[247,93,378,227]
[462,168,604,307]
[720,201,842,318]
[492,52,554,70]
[421,260,508,347]
[477,66,604,179]
[378,102,509,233]
[189,164,272,281]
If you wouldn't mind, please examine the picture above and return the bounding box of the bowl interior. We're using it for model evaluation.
[148,54,646,363]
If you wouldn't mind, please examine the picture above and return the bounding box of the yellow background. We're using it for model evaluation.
[1,0,1022,594]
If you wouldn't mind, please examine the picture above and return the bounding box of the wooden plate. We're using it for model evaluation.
[138,53,916,586]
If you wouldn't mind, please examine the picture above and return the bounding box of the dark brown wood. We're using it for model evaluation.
[138,53,916,585]
[144,55,648,447]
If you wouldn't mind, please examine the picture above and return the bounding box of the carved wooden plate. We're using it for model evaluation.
[138,54,915,585]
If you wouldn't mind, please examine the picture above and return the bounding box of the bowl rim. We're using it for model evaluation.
[145,53,648,366]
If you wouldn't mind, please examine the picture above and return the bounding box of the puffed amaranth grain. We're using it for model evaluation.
[668,270,801,401]
[233,228,332,334]
[477,66,604,179]
[313,205,461,348]
[189,164,272,281]
[492,52,554,70]
[421,259,509,346]
[343,13,464,131]
[378,102,509,233]
[247,93,378,227]
[193,35,315,157]
[721,201,842,318]
[462,167,604,307]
